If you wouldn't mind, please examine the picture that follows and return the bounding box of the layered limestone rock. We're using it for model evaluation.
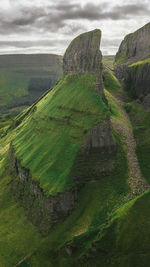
[63,29,102,75]
[115,22,150,63]
[83,119,115,155]
[124,60,150,99]
[63,29,106,101]
[114,22,150,81]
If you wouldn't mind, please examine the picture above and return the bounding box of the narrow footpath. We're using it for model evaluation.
[111,91,150,200]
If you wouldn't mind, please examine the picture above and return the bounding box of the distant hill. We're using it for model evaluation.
[0,54,63,125]
[102,55,114,69]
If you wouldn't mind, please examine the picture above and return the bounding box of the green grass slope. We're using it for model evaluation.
[0,71,130,266]
[10,74,108,196]
[70,191,150,267]
[103,67,122,92]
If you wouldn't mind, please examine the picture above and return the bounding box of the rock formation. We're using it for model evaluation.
[9,29,116,234]
[63,29,115,160]
[114,22,150,81]
[124,60,150,99]
[63,29,102,75]
[115,22,150,64]
[114,22,150,101]
[63,29,106,101]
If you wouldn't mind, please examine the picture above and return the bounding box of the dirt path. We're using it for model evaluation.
[111,92,150,200]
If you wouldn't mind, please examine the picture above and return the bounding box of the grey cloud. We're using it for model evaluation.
[101,38,122,47]
[0,2,148,36]
[35,3,150,33]
[0,39,68,48]
[0,1,149,55]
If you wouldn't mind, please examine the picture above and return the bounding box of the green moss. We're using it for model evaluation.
[105,90,123,121]
[129,58,150,68]
[103,67,122,92]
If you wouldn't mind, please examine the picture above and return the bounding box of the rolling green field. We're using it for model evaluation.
[102,55,115,69]
[0,54,62,125]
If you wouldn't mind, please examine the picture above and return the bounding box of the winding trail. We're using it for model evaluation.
[111,91,150,200]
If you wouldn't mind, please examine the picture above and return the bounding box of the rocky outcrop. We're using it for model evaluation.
[63,29,106,102]
[70,117,116,184]
[83,118,115,155]
[114,22,150,81]
[63,29,102,75]
[9,143,78,235]
[124,60,150,99]
[115,22,150,65]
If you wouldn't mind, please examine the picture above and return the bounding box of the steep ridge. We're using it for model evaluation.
[8,29,116,234]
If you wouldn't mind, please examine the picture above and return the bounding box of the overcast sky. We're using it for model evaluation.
[0,0,149,55]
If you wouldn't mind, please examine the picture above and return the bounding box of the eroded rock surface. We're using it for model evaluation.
[83,118,115,155]
[63,29,102,75]
[114,22,150,81]
[115,22,150,65]
[63,29,106,102]
[124,61,150,99]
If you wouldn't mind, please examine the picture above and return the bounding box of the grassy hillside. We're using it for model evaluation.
[103,66,121,92]
[10,74,108,196]
[0,71,130,265]
[0,58,149,266]
[0,54,62,124]
[68,190,150,267]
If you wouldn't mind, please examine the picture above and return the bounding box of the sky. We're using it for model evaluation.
[0,0,149,56]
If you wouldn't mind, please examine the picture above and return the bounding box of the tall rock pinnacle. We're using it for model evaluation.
[63,29,102,74]
[63,29,106,101]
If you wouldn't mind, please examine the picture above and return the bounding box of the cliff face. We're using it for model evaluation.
[63,29,106,102]
[63,29,102,75]
[115,22,150,64]
[114,23,150,81]
[124,59,150,99]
